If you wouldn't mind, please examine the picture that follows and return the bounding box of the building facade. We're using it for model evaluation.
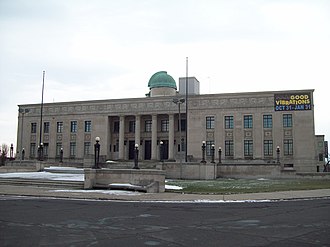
[16,71,324,173]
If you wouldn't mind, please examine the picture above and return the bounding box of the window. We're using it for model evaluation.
[283,114,292,128]
[71,121,77,133]
[264,140,273,156]
[244,140,253,156]
[31,123,37,133]
[178,139,186,152]
[56,143,62,156]
[206,116,215,129]
[225,140,234,156]
[85,121,92,132]
[244,115,253,128]
[30,143,36,157]
[113,121,120,133]
[44,122,50,133]
[84,142,91,155]
[145,120,152,132]
[113,140,119,152]
[225,116,234,129]
[70,142,76,156]
[179,119,186,131]
[206,141,214,156]
[43,143,49,157]
[263,115,273,128]
[129,121,135,133]
[161,120,169,132]
[57,122,63,133]
[284,139,293,156]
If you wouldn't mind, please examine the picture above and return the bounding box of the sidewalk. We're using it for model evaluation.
[1,184,329,202]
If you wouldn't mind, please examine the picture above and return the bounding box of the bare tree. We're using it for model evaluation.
[1,143,9,166]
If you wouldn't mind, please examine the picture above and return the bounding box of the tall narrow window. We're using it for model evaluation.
[85,121,92,132]
[129,121,136,133]
[206,116,215,129]
[145,120,152,132]
[161,120,169,132]
[30,143,36,157]
[43,143,49,157]
[44,122,50,133]
[71,121,77,133]
[244,115,253,128]
[56,143,62,156]
[263,115,273,128]
[225,140,234,156]
[244,140,253,157]
[113,121,120,133]
[283,114,293,128]
[225,116,234,129]
[70,142,76,156]
[84,142,91,155]
[206,141,214,156]
[57,122,63,133]
[284,139,293,155]
[31,123,37,133]
[264,140,273,156]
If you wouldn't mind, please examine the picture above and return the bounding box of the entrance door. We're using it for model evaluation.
[128,141,135,160]
[144,140,151,160]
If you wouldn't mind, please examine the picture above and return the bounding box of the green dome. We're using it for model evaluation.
[148,71,177,90]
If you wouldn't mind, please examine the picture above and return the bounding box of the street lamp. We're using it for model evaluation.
[94,137,100,169]
[60,147,63,163]
[218,147,222,164]
[201,141,206,163]
[276,146,280,164]
[39,143,44,161]
[173,98,185,163]
[159,141,164,163]
[211,144,215,163]
[133,143,140,169]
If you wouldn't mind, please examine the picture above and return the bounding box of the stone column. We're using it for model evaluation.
[118,115,125,160]
[151,114,158,160]
[135,115,141,159]
[168,114,174,160]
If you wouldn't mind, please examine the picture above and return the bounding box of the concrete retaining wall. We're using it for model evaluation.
[163,162,216,180]
[217,163,282,178]
[84,168,165,193]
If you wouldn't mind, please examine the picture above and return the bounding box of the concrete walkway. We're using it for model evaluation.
[1,184,329,202]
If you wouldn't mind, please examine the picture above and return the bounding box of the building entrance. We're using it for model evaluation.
[144,140,151,160]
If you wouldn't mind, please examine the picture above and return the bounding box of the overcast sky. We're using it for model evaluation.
[1,0,329,150]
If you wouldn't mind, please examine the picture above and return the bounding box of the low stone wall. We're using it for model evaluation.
[84,168,165,193]
[0,161,44,173]
[218,163,282,178]
[163,162,217,180]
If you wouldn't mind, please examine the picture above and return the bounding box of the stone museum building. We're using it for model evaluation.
[16,71,325,175]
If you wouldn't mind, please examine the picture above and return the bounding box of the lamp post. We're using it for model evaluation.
[22,148,25,161]
[133,143,140,169]
[276,146,280,164]
[211,144,215,163]
[159,141,164,163]
[201,141,206,163]
[39,143,44,161]
[60,147,63,163]
[218,147,222,164]
[173,98,185,164]
[94,137,100,169]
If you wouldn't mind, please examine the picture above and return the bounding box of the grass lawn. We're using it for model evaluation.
[166,178,330,194]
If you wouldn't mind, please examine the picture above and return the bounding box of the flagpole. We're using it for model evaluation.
[38,70,45,160]
[185,57,188,162]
